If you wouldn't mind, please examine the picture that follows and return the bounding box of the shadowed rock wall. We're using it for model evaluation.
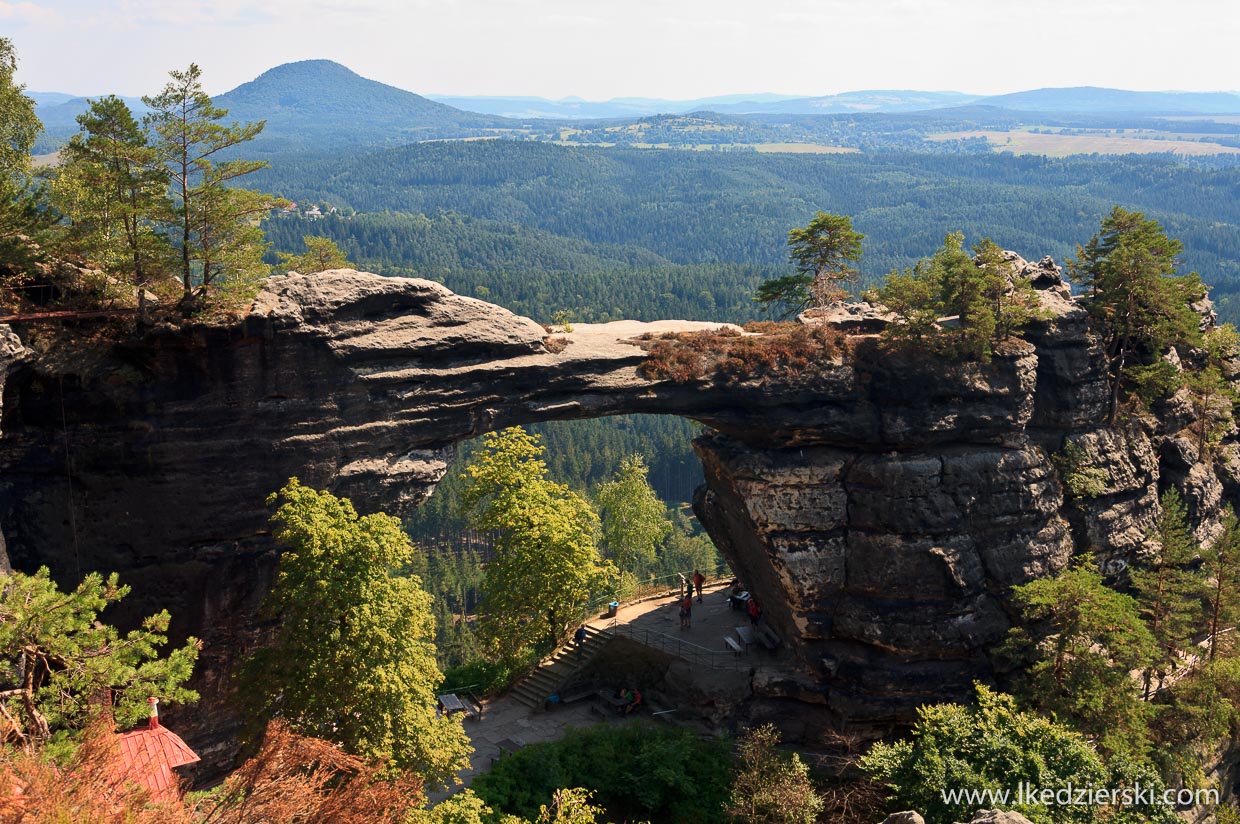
[0,263,1231,767]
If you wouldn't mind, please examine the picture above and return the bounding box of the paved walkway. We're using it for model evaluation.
[437,580,772,797]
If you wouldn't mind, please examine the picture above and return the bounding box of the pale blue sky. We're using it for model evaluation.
[7,0,1238,99]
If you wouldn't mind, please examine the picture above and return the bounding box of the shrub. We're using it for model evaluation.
[472,723,731,824]
[638,324,843,385]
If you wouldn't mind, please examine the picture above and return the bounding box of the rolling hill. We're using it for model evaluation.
[215,59,515,152]
[975,86,1240,114]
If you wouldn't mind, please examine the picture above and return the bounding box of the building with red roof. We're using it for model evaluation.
[111,697,200,803]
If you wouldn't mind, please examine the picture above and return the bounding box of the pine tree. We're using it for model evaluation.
[1068,207,1204,423]
[972,237,1048,339]
[1000,559,1157,757]
[52,95,171,290]
[143,63,280,303]
[1131,489,1205,698]
[0,37,49,276]
[0,567,198,745]
[1204,508,1240,663]
[755,211,862,318]
[277,234,352,274]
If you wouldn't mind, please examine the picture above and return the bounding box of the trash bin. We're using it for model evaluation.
[607,601,619,618]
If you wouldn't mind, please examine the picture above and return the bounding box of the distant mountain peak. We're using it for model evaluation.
[214,59,508,152]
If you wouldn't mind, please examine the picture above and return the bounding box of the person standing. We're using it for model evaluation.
[692,569,705,603]
[680,592,693,629]
[748,596,761,628]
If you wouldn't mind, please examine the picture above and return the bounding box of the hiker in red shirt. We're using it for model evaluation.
[680,593,693,629]
[748,596,761,627]
[692,569,705,603]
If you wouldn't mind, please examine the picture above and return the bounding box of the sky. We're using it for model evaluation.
[5,0,1239,100]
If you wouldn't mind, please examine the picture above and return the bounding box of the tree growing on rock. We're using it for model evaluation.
[277,234,352,274]
[999,559,1156,759]
[1068,207,1204,424]
[0,566,199,747]
[459,427,612,661]
[143,63,282,304]
[243,478,472,788]
[0,37,50,276]
[755,211,863,318]
[51,95,172,291]
[1131,489,1205,699]
[867,233,1042,360]
[1203,508,1240,663]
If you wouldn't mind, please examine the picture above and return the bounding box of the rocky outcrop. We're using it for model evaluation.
[0,260,1233,769]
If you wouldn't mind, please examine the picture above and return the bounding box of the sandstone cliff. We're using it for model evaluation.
[0,261,1231,768]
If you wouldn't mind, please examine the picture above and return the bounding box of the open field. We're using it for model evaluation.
[753,142,858,154]
[928,130,1240,156]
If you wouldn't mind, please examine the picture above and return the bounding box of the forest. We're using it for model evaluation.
[254,141,1240,322]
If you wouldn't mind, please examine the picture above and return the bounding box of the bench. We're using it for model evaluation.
[734,625,755,650]
[724,636,744,656]
[756,624,782,651]
[558,685,597,705]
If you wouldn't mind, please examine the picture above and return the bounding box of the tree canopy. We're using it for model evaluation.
[1068,206,1204,421]
[593,454,671,573]
[0,567,199,747]
[755,211,863,318]
[999,559,1156,759]
[244,478,472,787]
[277,234,352,274]
[143,63,281,301]
[459,427,613,660]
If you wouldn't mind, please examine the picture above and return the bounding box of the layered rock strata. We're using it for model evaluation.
[0,261,1231,764]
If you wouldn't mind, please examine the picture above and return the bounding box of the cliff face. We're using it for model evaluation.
[0,263,1230,764]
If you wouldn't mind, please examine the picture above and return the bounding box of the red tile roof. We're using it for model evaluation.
[113,723,200,802]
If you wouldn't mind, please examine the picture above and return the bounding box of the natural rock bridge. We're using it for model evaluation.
[1,263,1220,768]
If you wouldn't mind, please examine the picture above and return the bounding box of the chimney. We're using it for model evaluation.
[148,696,160,729]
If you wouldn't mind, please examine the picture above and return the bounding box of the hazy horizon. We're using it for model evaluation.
[5,0,1237,100]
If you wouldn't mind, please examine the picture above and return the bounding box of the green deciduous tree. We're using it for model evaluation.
[1132,489,1205,698]
[0,38,39,182]
[1068,207,1204,423]
[594,454,671,573]
[726,724,824,824]
[861,684,1175,824]
[459,427,612,661]
[1000,559,1157,758]
[143,63,280,303]
[0,567,199,747]
[244,478,472,788]
[755,211,862,318]
[277,234,352,274]
[51,95,171,290]
[0,37,49,276]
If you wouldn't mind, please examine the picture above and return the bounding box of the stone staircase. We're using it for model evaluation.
[509,624,611,710]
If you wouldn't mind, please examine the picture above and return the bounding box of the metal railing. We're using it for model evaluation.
[601,622,751,671]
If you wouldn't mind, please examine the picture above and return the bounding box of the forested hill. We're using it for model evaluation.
[255,141,1240,321]
[214,60,512,152]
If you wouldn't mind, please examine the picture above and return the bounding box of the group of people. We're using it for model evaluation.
[618,687,642,714]
[678,569,707,629]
